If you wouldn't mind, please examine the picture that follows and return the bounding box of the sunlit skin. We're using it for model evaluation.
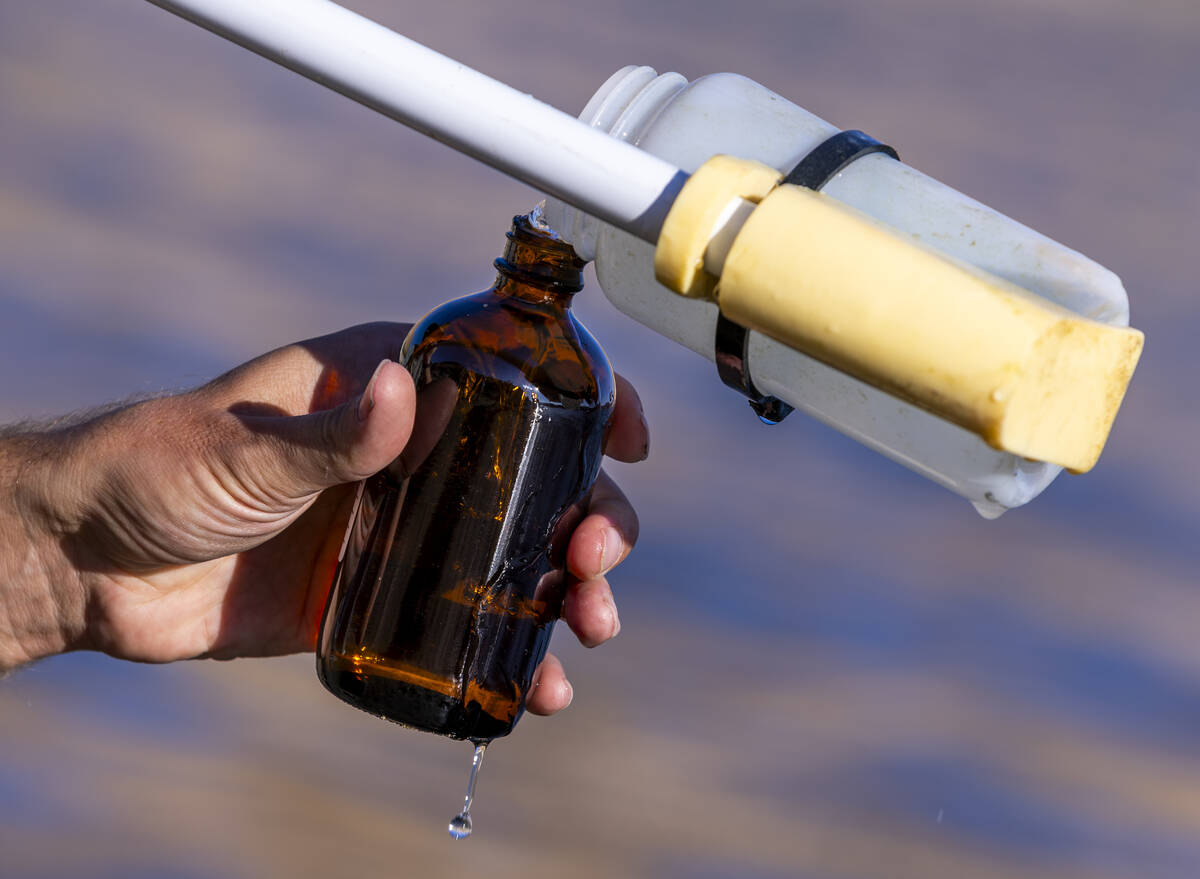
[0,322,647,717]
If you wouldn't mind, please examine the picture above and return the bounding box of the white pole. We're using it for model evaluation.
[145,0,687,244]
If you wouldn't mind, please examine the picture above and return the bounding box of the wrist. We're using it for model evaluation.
[0,429,92,671]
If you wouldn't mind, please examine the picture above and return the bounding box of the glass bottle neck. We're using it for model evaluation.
[493,213,586,307]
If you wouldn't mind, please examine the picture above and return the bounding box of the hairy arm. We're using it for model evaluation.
[0,430,87,670]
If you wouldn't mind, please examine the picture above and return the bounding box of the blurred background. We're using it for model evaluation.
[1,0,1197,877]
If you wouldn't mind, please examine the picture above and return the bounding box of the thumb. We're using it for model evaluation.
[234,359,417,501]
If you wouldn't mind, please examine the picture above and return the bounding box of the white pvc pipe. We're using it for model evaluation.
[146,0,687,244]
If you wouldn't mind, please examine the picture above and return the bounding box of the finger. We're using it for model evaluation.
[566,470,639,581]
[604,373,649,463]
[228,359,416,500]
[203,322,414,416]
[562,576,621,648]
[525,653,574,716]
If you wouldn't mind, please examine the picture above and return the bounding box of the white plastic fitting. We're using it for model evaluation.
[544,67,1135,516]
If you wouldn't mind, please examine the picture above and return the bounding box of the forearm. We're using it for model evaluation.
[0,431,89,672]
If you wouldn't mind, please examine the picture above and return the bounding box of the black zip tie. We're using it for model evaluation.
[714,129,899,424]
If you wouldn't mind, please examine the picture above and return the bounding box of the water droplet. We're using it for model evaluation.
[447,742,487,841]
[749,397,793,426]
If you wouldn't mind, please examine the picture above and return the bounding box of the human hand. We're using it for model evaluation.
[1,322,646,715]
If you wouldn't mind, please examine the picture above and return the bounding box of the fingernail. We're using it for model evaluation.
[599,526,623,575]
[638,411,650,460]
[561,678,574,709]
[607,596,621,640]
[357,360,388,422]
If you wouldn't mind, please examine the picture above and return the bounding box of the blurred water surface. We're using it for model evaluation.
[1,1,1198,877]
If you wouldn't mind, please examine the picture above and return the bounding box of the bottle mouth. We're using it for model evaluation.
[494,213,586,294]
[507,212,584,260]
[524,203,569,242]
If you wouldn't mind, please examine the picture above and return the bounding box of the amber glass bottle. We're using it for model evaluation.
[316,212,614,742]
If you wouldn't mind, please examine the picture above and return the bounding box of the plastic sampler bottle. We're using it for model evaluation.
[316,212,614,741]
[544,67,1132,517]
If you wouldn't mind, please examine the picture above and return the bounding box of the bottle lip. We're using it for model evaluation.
[510,210,576,252]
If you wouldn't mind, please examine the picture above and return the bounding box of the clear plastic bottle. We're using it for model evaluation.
[316,212,614,741]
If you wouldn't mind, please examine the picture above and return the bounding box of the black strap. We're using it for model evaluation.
[782,129,899,191]
[714,129,898,424]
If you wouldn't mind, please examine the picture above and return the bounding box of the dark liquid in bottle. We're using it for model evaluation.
[317,213,612,741]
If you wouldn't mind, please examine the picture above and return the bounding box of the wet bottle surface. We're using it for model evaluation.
[316,213,614,741]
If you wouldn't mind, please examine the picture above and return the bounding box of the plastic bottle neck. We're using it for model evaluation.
[493,213,586,307]
[542,66,688,260]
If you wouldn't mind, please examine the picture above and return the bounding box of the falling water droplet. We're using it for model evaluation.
[448,813,472,840]
[448,742,487,840]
